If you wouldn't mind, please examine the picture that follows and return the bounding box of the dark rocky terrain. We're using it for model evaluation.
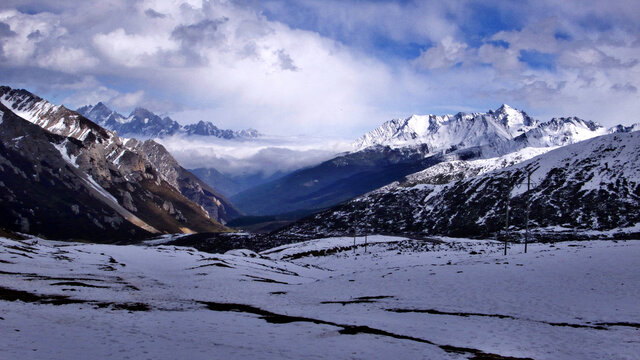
[0,86,235,241]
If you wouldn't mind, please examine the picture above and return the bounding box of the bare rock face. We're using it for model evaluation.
[0,86,230,241]
[131,139,242,224]
[122,191,137,212]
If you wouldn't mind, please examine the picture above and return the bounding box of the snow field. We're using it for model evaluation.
[1,235,638,359]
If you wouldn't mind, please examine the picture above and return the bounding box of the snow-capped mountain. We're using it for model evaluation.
[277,130,640,239]
[353,104,536,151]
[231,105,634,217]
[0,86,239,240]
[353,104,612,153]
[522,116,607,147]
[182,120,260,138]
[77,102,260,139]
[77,102,181,137]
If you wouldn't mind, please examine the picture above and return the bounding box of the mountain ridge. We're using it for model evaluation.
[276,130,640,239]
[232,105,633,217]
[77,102,260,139]
[0,86,238,240]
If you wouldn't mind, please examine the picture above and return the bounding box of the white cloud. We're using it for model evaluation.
[37,46,99,72]
[93,28,179,67]
[61,86,148,115]
[1,0,639,138]
[108,90,146,110]
[413,36,469,69]
[155,134,353,176]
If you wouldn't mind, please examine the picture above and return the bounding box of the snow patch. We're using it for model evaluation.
[52,140,79,168]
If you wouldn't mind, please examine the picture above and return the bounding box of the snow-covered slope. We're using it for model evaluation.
[77,103,260,139]
[523,116,608,147]
[1,235,638,359]
[396,146,554,187]
[279,131,640,239]
[1,87,110,142]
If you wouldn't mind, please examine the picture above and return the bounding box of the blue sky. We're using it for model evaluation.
[1,0,639,137]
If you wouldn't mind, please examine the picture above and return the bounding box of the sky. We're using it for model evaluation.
[1,0,639,138]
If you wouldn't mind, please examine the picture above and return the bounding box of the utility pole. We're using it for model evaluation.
[363,203,368,253]
[525,171,530,253]
[364,228,368,253]
[353,210,357,254]
[504,174,510,256]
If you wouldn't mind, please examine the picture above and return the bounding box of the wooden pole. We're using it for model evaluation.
[353,210,357,254]
[365,233,368,253]
[505,175,510,256]
[525,171,530,253]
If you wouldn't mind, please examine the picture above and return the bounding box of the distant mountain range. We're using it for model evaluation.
[3,85,638,241]
[276,130,640,239]
[231,104,637,217]
[0,86,239,241]
[77,102,260,139]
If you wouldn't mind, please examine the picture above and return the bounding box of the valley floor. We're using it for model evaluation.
[1,235,638,360]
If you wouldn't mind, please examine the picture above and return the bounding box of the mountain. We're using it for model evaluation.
[0,86,234,241]
[182,120,260,138]
[276,130,640,240]
[77,103,260,139]
[124,139,242,222]
[230,144,442,216]
[353,104,538,151]
[121,107,182,137]
[190,167,287,198]
[231,105,618,217]
[352,104,612,153]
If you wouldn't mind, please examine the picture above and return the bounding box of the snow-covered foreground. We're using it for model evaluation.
[1,235,638,360]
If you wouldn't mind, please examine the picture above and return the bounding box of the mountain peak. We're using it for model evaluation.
[491,104,536,133]
[130,107,154,117]
[353,106,540,151]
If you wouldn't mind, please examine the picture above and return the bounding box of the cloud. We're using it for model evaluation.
[155,134,352,176]
[0,21,16,37]
[275,49,298,71]
[171,18,228,47]
[413,36,469,69]
[37,46,99,72]
[93,28,179,67]
[611,83,637,93]
[0,0,638,140]
[108,90,146,110]
[144,8,165,19]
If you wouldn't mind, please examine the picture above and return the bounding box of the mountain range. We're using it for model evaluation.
[0,86,239,241]
[2,85,638,241]
[276,130,640,240]
[231,104,635,217]
[77,102,260,139]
